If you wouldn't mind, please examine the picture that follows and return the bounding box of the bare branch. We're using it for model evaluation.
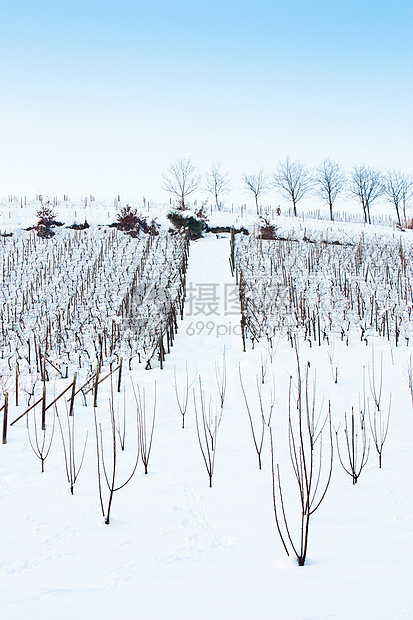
[170,363,197,428]
[215,348,227,411]
[193,377,221,487]
[368,395,391,468]
[132,380,156,475]
[335,407,370,484]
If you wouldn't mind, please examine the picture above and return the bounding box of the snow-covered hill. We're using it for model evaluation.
[0,202,412,619]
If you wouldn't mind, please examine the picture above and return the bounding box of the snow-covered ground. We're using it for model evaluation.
[0,201,412,619]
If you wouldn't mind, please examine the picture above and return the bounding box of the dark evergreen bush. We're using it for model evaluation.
[37,203,57,228]
[67,221,90,230]
[167,211,204,239]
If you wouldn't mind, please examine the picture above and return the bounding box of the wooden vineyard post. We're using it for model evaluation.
[2,393,8,444]
[10,379,76,426]
[117,358,123,393]
[166,321,171,354]
[41,386,46,431]
[15,366,19,407]
[229,227,235,277]
[158,329,165,370]
[93,363,101,408]
[69,373,77,416]
[180,274,186,320]
[240,316,246,353]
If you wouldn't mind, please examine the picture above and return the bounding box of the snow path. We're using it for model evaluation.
[1,235,412,620]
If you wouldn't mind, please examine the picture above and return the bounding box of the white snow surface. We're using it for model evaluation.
[0,200,412,619]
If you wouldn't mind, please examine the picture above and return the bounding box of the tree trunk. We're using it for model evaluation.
[329,198,334,221]
[395,205,401,227]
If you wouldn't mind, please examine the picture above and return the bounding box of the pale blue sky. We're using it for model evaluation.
[0,0,412,202]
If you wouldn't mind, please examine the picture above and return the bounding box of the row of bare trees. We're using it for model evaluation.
[162,156,413,225]
[162,159,231,211]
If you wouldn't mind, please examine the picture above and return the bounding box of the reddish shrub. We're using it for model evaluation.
[116,205,139,231]
[258,217,278,240]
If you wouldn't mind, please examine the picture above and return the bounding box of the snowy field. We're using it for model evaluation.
[0,199,412,619]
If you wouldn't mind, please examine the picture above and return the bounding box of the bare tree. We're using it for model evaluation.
[26,404,56,473]
[314,158,345,221]
[239,366,275,470]
[205,162,231,210]
[132,380,156,475]
[242,170,270,214]
[401,173,413,221]
[335,407,370,484]
[368,349,383,412]
[56,403,88,494]
[383,169,412,227]
[270,344,333,566]
[162,157,201,210]
[273,156,312,217]
[368,396,391,468]
[348,164,383,224]
[94,404,140,525]
[326,337,340,384]
[215,348,227,411]
[193,377,222,487]
[170,363,196,429]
